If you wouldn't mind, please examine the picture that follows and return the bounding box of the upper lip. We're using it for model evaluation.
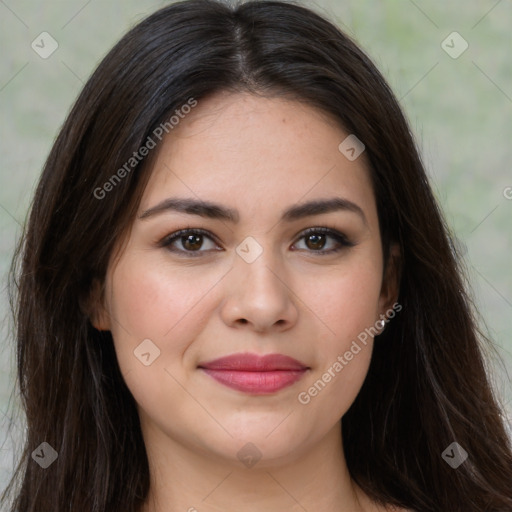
[198,352,309,371]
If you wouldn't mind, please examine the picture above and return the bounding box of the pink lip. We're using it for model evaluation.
[198,353,309,394]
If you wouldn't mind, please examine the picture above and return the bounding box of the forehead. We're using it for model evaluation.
[140,92,377,228]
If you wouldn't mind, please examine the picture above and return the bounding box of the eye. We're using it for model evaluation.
[160,228,220,257]
[292,227,355,255]
[160,227,355,257]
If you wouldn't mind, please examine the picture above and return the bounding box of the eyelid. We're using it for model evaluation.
[159,225,355,256]
[159,227,220,256]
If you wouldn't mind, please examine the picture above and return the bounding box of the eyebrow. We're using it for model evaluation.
[139,196,367,226]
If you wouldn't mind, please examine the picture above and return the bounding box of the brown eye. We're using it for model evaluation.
[161,228,219,256]
[293,227,355,255]
[161,227,355,258]
[182,233,204,251]
[304,232,327,251]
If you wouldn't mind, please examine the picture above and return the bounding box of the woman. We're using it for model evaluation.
[2,0,511,511]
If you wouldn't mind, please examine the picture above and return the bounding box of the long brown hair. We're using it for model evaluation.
[2,1,511,510]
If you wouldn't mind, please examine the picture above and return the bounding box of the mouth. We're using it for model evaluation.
[198,352,309,394]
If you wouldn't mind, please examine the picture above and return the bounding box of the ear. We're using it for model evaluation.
[79,277,111,331]
[378,242,401,315]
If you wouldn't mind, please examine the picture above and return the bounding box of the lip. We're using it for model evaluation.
[198,352,309,394]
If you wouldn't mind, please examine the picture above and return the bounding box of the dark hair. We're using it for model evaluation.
[2,0,511,510]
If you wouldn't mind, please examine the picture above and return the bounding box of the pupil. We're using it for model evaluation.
[184,234,202,250]
[307,233,325,250]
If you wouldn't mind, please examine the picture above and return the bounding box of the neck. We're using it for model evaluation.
[139,419,371,512]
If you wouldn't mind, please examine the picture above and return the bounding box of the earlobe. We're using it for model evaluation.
[378,242,401,315]
[79,278,111,331]
[90,308,111,332]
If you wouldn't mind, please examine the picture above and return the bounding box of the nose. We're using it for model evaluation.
[219,245,299,333]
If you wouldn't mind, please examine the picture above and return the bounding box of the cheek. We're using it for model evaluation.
[316,256,383,341]
[296,257,381,416]
[105,255,217,383]
[297,329,374,428]
[108,252,218,334]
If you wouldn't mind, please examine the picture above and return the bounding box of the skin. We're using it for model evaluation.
[92,91,403,511]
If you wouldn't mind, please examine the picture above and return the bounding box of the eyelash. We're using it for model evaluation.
[159,226,355,257]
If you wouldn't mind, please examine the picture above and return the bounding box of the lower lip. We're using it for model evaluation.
[200,369,307,394]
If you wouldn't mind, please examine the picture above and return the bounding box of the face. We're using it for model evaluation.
[94,91,398,467]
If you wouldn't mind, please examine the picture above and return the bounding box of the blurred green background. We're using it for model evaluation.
[1,0,511,491]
